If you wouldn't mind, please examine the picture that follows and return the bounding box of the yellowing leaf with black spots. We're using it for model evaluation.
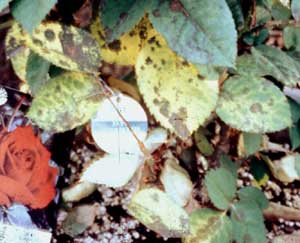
[6,45,30,93]
[90,17,153,66]
[27,72,104,132]
[183,209,232,243]
[6,22,100,74]
[4,43,50,95]
[128,188,189,238]
[216,76,292,133]
[136,33,219,139]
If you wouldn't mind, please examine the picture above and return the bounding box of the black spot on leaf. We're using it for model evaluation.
[146,57,153,65]
[107,40,121,52]
[44,29,56,41]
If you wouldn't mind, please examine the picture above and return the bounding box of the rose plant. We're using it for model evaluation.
[0,126,58,209]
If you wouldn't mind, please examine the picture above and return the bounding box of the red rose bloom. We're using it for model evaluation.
[0,126,58,209]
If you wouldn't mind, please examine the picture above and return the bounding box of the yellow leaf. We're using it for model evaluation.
[5,21,100,74]
[90,17,154,66]
[136,32,219,138]
[6,45,30,93]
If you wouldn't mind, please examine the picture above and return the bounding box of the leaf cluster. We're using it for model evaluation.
[185,157,268,243]
[2,0,300,241]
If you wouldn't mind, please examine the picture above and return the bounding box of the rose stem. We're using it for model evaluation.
[7,96,26,131]
[0,115,6,130]
[99,79,150,158]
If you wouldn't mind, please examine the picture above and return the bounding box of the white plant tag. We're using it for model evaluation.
[91,93,148,154]
[0,223,51,243]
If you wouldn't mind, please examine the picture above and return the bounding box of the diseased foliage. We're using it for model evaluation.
[3,0,300,241]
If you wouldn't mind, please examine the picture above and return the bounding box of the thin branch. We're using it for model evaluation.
[264,202,300,221]
[265,20,300,29]
[7,96,25,131]
[99,79,150,158]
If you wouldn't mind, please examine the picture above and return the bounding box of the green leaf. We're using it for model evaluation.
[216,76,292,133]
[26,52,50,95]
[27,72,104,132]
[238,187,269,210]
[284,26,300,51]
[136,33,218,138]
[271,0,291,20]
[288,98,300,149]
[238,133,263,157]
[289,123,300,150]
[219,155,238,179]
[149,0,237,67]
[0,0,11,12]
[230,200,266,243]
[205,168,236,210]
[183,209,232,243]
[292,0,300,21]
[5,22,101,74]
[11,0,57,33]
[252,45,300,86]
[128,188,189,238]
[255,2,272,26]
[289,98,300,123]
[226,0,245,30]
[194,127,214,156]
[236,46,300,87]
[100,0,152,42]
[250,157,270,185]
[160,158,193,207]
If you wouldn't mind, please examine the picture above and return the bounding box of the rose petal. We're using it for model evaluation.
[0,126,57,209]
[5,150,32,185]
[0,191,10,207]
[0,175,35,207]
[0,133,9,174]
[28,167,58,208]
[30,184,56,209]
[27,161,56,192]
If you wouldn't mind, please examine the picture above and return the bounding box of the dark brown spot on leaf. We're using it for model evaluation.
[59,60,71,68]
[148,37,156,44]
[151,193,159,202]
[105,28,113,40]
[169,111,189,138]
[181,60,189,66]
[268,98,274,106]
[152,9,161,17]
[250,103,262,113]
[8,37,17,48]
[159,100,170,117]
[32,38,43,46]
[108,40,121,52]
[44,29,55,41]
[119,12,128,20]
[169,0,188,16]
[146,57,153,65]
[197,74,205,80]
